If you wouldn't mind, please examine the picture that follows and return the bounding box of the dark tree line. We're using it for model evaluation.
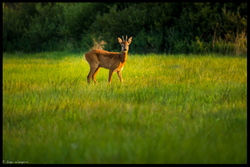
[3,2,247,55]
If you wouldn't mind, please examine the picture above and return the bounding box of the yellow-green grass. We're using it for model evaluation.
[3,52,247,164]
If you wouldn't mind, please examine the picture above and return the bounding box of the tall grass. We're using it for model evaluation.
[3,52,247,164]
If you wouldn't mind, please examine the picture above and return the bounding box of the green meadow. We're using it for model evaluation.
[3,52,247,164]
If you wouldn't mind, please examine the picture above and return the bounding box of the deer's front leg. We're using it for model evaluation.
[117,71,123,83]
[108,69,114,83]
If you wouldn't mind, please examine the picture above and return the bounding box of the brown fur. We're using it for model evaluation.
[84,36,132,83]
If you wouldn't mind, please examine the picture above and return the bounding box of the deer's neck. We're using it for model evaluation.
[120,51,128,63]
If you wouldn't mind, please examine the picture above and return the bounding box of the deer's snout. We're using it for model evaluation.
[122,46,128,52]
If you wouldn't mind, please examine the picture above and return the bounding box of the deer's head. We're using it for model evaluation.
[118,35,132,52]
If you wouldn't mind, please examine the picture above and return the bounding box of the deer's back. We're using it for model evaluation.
[85,49,120,61]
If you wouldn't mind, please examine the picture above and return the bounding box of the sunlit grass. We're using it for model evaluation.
[3,51,247,164]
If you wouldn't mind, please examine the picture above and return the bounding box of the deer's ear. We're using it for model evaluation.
[118,37,123,44]
[127,37,132,45]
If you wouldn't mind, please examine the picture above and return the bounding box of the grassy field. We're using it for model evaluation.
[3,51,247,164]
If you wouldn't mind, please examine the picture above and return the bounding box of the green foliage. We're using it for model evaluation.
[2,2,247,55]
[27,3,57,51]
[132,29,163,54]
[91,4,147,51]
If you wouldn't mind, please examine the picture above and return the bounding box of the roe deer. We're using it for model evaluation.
[84,35,132,84]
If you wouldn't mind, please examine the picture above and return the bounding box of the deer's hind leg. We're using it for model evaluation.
[108,69,115,83]
[87,63,99,83]
[92,66,100,83]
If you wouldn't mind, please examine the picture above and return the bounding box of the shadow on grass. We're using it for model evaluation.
[3,51,89,60]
